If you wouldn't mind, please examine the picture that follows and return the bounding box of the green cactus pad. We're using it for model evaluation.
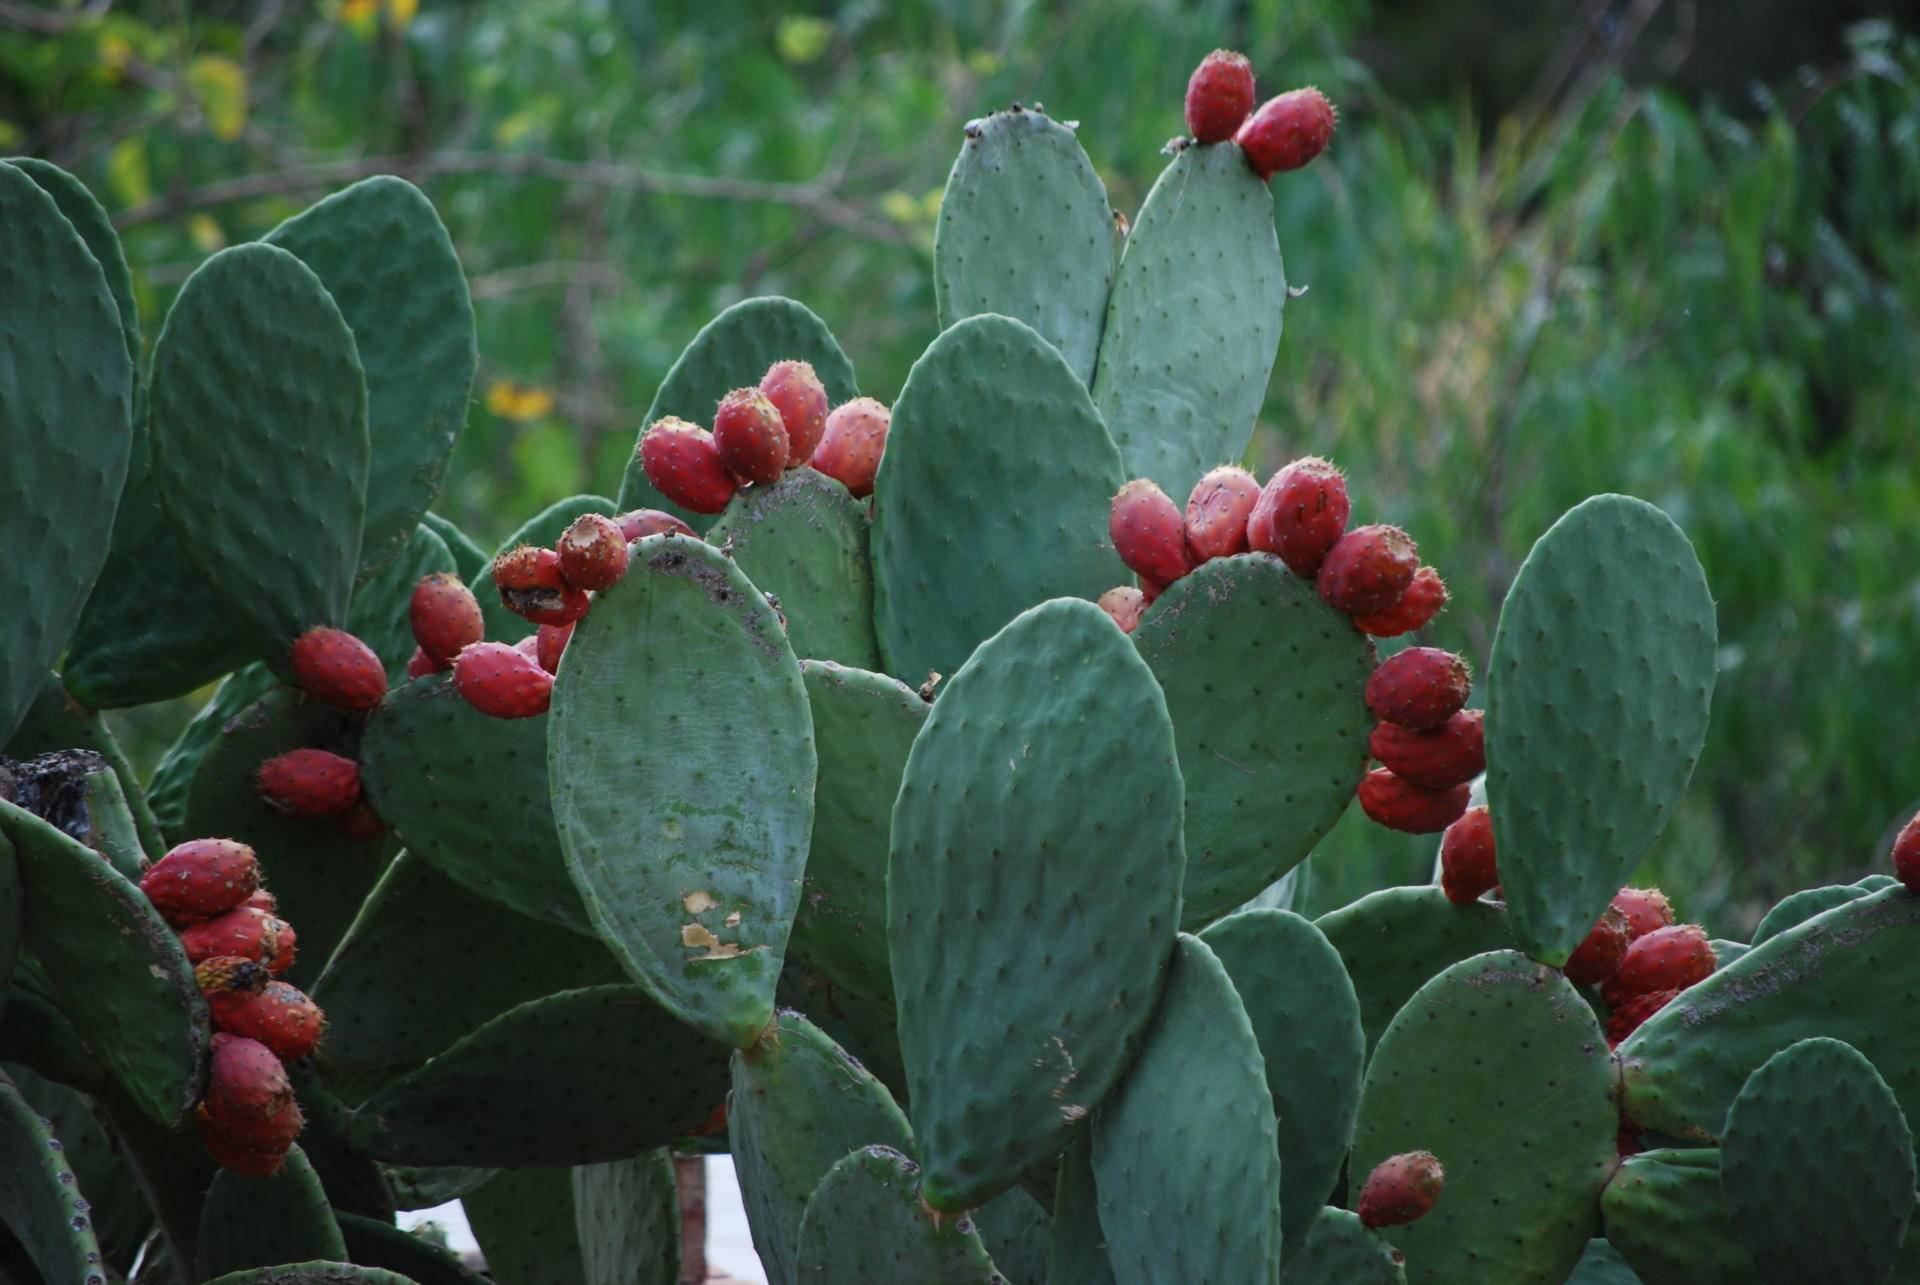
[315,853,616,1102]
[1486,495,1716,964]
[346,524,458,680]
[0,836,15,995]
[974,1187,1050,1285]
[615,296,859,522]
[203,1263,419,1285]
[1352,950,1617,1284]
[420,511,490,584]
[1720,1038,1915,1283]
[1315,885,1516,1052]
[550,535,814,1049]
[573,1151,680,1285]
[4,158,138,368]
[1751,883,1871,946]
[148,243,370,670]
[1201,908,1366,1262]
[889,598,1184,1211]
[933,107,1114,386]
[776,960,910,1108]
[145,665,276,838]
[1621,887,1920,1140]
[871,315,1126,686]
[708,469,881,669]
[794,1144,1005,1282]
[1090,142,1284,500]
[1567,1240,1641,1284]
[350,984,729,1166]
[183,687,394,988]
[384,1164,495,1211]
[8,675,167,860]
[0,961,102,1094]
[1280,1209,1408,1284]
[1046,1133,1115,1285]
[0,1069,107,1285]
[4,1064,149,1272]
[197,1145,349,1277]
[361,677,589,933]
[337,1213,488,1285]
[729,1011,914,1285]
[0,164,133,744]
[0,799,206,1127]
[462,1168,587,1285]
[1092,933,1280,1283]
[265,177,476,576]
[1600,1148,1757,1283]
[1134,555,1375,925]
[284,1065,395,1220]
[792,661,927,1007]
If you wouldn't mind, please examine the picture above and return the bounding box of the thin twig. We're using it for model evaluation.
[0,0,110,34]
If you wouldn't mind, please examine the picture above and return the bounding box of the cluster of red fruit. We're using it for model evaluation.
[137,838,323,1175]
[251,626,392,835]
[637,359,893,513]
[1183,48,1337,180]
[1100,459,1480,835]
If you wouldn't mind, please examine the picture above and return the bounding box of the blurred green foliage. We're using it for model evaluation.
[5,0,1917,934]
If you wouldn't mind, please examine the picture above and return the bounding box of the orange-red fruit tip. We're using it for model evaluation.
[1357,1151,1445,1229]
[1319,524,1417,616]
[1096,586,1149,635]
[288,627,386,712]
[1235,87,1338,181]
[255,749,360,820]
[1563,905,1632,987]
[409,572,484,665]
[760,360,831,466]
[1110,479,1194,587]
[1352,565,1449,637]
[452,641,554,719]
[1357,768,1470,834]
[640,418,739,514]
[139,838,260,927]
[556,512,630,592]
[1438,807,1497,905]
[713,387,790,485]
[1185,49,1257,144]
[615,509,696,542]
[1263,457,1351,577]
[208,980,325,1061]
[810,398,890,499]
[1184,466,1260,563]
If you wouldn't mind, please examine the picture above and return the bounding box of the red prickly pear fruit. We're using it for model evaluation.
[713,387,790,485]
[1609,887,1675,941]
[1357,768,1470,834]
[1185,49,1256,144]
[139,838,260,927]
[1138,575,1167,605]
[406,646,446,679]
[1365,647,1471,731]
[1438,806,1498,905]
[536,621,574,675]
[1563,905,1633,987]
[512,633,542,662]
[1892,814,1920,893]
[1318,524,1418,615]
[256,749,360,819]
[288,627,386,712]
[1183,466,1261,563]
[1235,87,1338,180]
[330,799,386,845]
[193,954,270,998]
[810,398,890,498]
[453,641,554,719]
[200,1119,301,1178]
[1352,565,1449,637]
[1262,457,1351,577]
[201,1032,294,1133]
[1616,1127,1644,1158]
[180,906,290,972]
[1357,1151,1445,1229]
[1369,709,1485,790]
[689,1100,729,1138]
[1110,480,1194,587]
[556,513,629,592]
[1096,586,1149,635]
[640,418,739,514]
[760,360,831,465]
[1602,925,1716,1008]
[209,980,326,1061]
[409,573,484,666]
[244,888,277,915]
[615,508,696,542]
[491,545,589,626]
[1606,987,1679,1048]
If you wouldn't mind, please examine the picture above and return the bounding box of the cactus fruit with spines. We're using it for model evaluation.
[6,70,1919,1284]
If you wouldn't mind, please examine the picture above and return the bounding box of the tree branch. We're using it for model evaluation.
[0,0,111,35]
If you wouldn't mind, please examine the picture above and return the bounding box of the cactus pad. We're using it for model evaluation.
[0,1069,107,1285]
[462,1168,587,1285]
[1133,554,1375,924]
[336,1213,489,1285]
[420,511,490,584]
[1315,885,1516,1052]
[974,1187,1051,1285]
[1600,1148,1759,1283]
[889,598,1184,1210]
[1045,1133,1115,1285]
[0,835,17,1014]
[4,158,138,368]
[1352,950,1617,1284]
[1751,883,1870,945]
[573,1151,680,1285]
[871,315,1126,685]
[1280,1209,1408,1284]
[203,1265,416,1285]
[1487,495,1716,964]
[197,1145,347,1277]
[793,1145,1006,1282]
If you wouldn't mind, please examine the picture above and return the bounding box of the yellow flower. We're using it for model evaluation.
[486,380,555,422]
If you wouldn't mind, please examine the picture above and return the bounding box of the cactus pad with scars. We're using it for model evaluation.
[1352,950,1617,1284]
[1315,885,1516,1052]
[9,674,168,860]
[350,984,729,1166]
[1751,883,1872,945]
[550,535,814,1049]
[793,1145,1006,1282]
[1201,908,1365,1262]
[708,469,881,669]
[197,1145,348,1277]
[1133,555,1375,925]
[1280,1209,1408,1284]
[264,176,476,576]
[361,677,589,934]
[616,297,858,522]
[728,1011,914,1285]
[1092,933,1281,1284]
[0,163,133,742]
[1487,495,1716,964]
[1090,142,1284,500]
[1621,887,1920,1141]
[0,1068,107,1284]
[889,598,1184,1211]
[934,106,1115,385]
[871,315,1126,685]
[1600,1148,1759,1283]
[792,661,927,1007]
[572,1151,680,1285]
[148,243,369,669]
[0,798,206,1127]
